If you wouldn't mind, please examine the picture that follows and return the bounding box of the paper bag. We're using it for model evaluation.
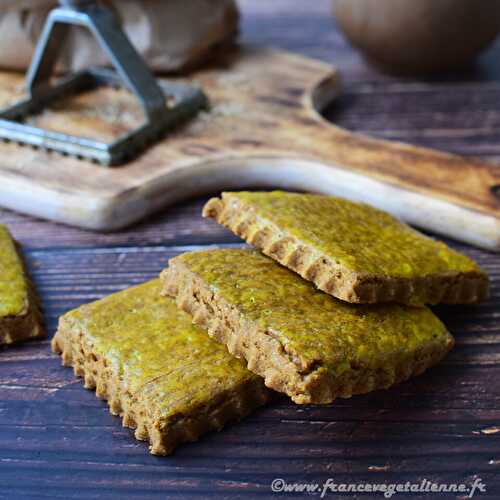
[0,0,239,73]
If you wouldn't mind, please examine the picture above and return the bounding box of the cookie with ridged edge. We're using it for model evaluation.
[0,224,44,346]
[52,279,270,455]
[161,248,454,404]
[202,191,489,306]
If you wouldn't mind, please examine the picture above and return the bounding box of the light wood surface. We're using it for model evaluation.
[0,45,499,249]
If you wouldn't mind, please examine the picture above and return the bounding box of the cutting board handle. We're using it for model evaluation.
[307,73,500,217]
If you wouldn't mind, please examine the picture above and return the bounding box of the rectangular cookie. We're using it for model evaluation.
[202,191,489,306]
[0,224,44,346]
[161,249,455,404]
[52,279,270,455]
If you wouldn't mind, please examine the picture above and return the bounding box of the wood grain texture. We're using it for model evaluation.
[2,232,500,499]
[0,31,499,248]
[0,0,499,498]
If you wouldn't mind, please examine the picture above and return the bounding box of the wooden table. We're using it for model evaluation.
[1,1,499,498]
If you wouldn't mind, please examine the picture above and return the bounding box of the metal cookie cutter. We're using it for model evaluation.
[0,0,207,166]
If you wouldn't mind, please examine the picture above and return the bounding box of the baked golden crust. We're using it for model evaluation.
[0,285,44,346]
[202,192,489,306]
[52,280,270,455]
[161,249,455,404]
[0,226,44,346]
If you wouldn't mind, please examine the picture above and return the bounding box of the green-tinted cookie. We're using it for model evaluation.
[203,191,488,305]
[162,248,454,404]
[0,225,43,345]
[53,279,269,455]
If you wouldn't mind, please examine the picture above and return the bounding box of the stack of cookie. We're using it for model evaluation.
[53,192,489,455]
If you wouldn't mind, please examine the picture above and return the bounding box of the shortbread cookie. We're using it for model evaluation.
[202,191,488,306]
[52,280,270,455]
[0,224,43,346]
[161,249,454,404]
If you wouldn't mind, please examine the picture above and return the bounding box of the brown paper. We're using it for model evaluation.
[0,0,239,73]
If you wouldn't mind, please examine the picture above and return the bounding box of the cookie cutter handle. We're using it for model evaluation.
[26,0,166,122]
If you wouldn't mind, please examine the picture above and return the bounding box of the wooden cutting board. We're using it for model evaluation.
[0,45,499,251]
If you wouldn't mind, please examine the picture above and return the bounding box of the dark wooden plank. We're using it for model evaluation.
[0,240,498,497]
[0,0,499,498]
[323,82,500,159]
[0,196,239,250]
